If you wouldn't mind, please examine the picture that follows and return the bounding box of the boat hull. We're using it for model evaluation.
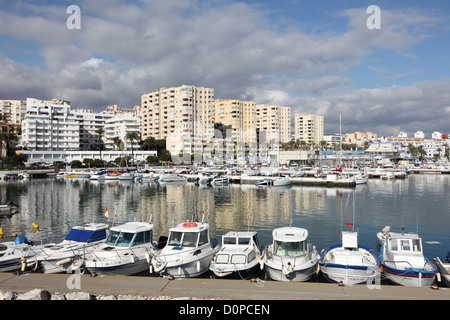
[86,258,148,276]
[211,263,260,280]
[381,262,436,287]
[266,263,317,282]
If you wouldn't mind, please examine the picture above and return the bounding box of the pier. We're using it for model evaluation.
[0,272,449,300]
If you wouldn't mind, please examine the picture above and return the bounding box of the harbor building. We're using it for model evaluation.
[294,113,324,146]
[214,99,257,144]
[255,104,291,144]
[140,85,215,155]
[22,98,80,151]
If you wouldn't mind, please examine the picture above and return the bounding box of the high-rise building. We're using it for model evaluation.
[0,99,27,133]
[294,113,324,145]
[214,99,256,143]
[140,85,215,154]
[255,104,291,143]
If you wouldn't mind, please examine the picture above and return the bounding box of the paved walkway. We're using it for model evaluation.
[1,272,449,300]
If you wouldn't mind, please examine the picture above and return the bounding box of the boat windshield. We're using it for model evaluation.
[274,240,306,256]
[223,237,251,245]
[105,230,135,247]
[168,231,199,247]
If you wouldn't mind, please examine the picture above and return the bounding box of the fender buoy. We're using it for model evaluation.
[183,222,197,228]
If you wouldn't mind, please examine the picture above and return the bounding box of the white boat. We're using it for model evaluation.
[212,176,229,186]
[264,226,319,282]
[150,221,220,278]
[28,223,109,274]
[157,174,187,183]
[273,177,292,187]
[354,174,368,185]
[210,231,264,280]
[255,178,273,186]
[0,242,50,272]
[434,255,450,287]
[89,169,108,180]
[377,226,437,286]
[84,222,156,276]
[119,172,134,181]
[104,173,120,180]
[319,227,380,285]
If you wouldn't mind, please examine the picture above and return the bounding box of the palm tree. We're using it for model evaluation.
[112,136,123,151]
[125,132,140,165]
[95,127,105,160]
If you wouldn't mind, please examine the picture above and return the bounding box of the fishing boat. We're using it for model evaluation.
[264,226,319,282]
[84,222,156,276]
[434,254,450,287]
[209,231,264,280]
[150,220,220,278]
[0,241,50,272]
[377,226,437,286]
[319,222,380,285]
[28,223,108,274]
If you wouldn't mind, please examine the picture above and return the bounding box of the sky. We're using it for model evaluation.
[1,0,450,137]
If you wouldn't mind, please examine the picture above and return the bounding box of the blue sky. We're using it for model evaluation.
[1,0,450,136]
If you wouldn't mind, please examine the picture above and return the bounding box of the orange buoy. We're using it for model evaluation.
[182,222,197,228]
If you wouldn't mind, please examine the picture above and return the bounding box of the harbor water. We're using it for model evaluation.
[1,174,449,264]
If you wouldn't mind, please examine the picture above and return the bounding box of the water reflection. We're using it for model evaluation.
[0,174,449,260]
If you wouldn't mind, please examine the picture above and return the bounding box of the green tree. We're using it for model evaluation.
[125,132,140,164]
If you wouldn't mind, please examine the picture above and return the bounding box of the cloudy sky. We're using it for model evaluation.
[1,0,449,137]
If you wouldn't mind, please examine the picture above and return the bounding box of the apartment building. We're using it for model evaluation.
[214,99,256,143]
[104,112,140,151]
[22,98,80,151]
[140,85,215,154]
[255,104,291,144]
[294,113,324,145]
[0,99,27,133]
[345,132,377,147]
[72,108,114,151]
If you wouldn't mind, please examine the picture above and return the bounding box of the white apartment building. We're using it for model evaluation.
[72,108,114,151]
[140,85,215,154]
[22,98,80,151]
[294,113,324,145]
[104,113,140,151]
[255,104,291,144]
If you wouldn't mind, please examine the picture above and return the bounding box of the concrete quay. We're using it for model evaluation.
[1,272,449,300]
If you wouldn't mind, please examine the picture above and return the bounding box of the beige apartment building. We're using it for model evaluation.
[345,132,377,147]
[294,113,324,145]
[0,99,27,133]
[140,85,215,154]
[255,104,291,143]
[214,99,257,143]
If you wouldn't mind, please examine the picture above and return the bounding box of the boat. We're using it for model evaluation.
[319,224,380,285]
[377,226,437,286]
[28,223,109,274]
[0,241,50,272]
[119,172,134,181]
[104,173,120,180]
[212,176,229,186]
[255,178,273,186]
[150,220,220,278]
[273,176,292,187]
[209,231,264,280]
[264,226,319,282]
[89,169,108,180]
[434,254,450,287]
[84,222,156,276]
[157,174,187,183]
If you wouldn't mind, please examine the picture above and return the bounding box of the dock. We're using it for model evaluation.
[1,272,449,301]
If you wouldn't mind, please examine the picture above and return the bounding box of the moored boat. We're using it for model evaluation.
[0,241,50,272]
[210,231,264,279]
[434,255,450,287]
[378,226,437,286]
[319,224,380,285]
[28,223,109,273]
[84,222,156,276]
[264,226,319,282]
[150,220,220,278]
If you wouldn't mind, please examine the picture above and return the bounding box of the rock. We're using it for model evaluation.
[65,291,93,300]
[16,289,51,300]
[0,290,16,300]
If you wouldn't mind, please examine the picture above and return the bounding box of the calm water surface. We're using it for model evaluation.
[1,174,449,261]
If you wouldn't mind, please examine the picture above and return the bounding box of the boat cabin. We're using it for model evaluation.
[386,233,422,254]
[214,232,260,265]
[105,222,153,248]
[167,222,210,248]
[272,227,308,257]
